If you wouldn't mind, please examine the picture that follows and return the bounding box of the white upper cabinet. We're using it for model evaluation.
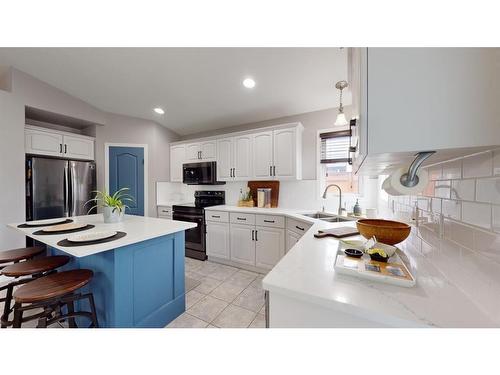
[170,122,303,182]
[25,128,64,157]
[170,144,185,182]
[273,128,299,179]
[352,47,500,175]
[252,131,274,179]
[216,137,233,181]
[233,135,252,179]
[185,140,217,161]
[25,126,94,160]
[63,135,94,160]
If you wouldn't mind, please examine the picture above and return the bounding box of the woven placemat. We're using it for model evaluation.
[33,224,95,236]
[18,219,73,228]
[57,231,127,247]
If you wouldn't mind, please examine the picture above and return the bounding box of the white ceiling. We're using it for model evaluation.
[0,48,350,135]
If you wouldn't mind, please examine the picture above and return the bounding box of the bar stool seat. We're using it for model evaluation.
[1,255,70,277]
[0,246,45,264]
[13,269,93,303]
[11,269,98,328]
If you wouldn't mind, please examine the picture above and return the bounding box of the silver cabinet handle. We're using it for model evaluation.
[296,225,305,231]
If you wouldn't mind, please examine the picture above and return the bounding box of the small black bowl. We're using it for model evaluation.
[344,248,363,258]
[369,253,389,263]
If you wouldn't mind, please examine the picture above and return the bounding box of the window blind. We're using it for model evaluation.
[319,129,351,164]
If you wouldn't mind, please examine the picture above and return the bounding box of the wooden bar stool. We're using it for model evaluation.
[11,269,99,328]
[1,255,70,327]
[0,246,45,270]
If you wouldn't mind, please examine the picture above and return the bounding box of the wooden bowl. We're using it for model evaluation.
[356,219,411,245]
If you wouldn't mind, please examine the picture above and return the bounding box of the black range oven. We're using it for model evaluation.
[172,191,225,260]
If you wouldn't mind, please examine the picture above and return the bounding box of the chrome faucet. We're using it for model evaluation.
[322,184,343,216]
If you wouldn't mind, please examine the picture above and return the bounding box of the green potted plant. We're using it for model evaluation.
[85,188,135,223]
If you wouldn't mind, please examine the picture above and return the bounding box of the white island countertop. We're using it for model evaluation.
[9,214,196,258]
[216,212,499,328]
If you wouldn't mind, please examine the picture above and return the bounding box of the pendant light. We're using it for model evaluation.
[334,80,349,126]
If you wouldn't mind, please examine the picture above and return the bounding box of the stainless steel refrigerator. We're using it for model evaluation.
[26,156,97,221]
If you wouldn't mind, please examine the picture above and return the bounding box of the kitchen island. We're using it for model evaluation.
[9,214,196,328]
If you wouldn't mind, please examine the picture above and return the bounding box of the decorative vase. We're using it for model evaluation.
[103,206,125,223]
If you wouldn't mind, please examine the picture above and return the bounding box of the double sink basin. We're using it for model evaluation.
[300,212,357,223]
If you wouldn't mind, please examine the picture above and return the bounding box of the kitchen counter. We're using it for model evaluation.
[9,214,196,257]
[157,201,193,207]
[8,214,196,328]
[261,218,498,328]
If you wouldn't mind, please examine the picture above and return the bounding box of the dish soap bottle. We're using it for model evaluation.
[353,199,362,216]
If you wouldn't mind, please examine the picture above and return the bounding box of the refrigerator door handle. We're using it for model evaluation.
[64,162,69,217]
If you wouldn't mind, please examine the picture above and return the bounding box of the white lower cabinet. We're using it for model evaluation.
[229,223,255,265]
[206,222,230,260]
[285,230,301,253]
[255,226,285,270]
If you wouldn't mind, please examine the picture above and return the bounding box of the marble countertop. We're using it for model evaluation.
[9,214,196,258]
[261,219,498,327]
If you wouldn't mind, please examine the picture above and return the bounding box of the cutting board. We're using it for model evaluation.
[247,180,280,208]
[314,227,359,239]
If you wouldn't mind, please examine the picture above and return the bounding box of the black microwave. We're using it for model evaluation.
[183,162,225,185]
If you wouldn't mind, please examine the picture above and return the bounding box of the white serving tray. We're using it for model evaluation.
[334,246,416,288]
[67,231,117,243]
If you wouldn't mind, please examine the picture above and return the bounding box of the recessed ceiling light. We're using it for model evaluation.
[242,78,256,89]
[154,107,165,115]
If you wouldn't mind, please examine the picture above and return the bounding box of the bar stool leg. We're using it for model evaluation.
[1,285,13,328]
[66,301,77,328]
[12,303,23,328]
[88,294,99,328]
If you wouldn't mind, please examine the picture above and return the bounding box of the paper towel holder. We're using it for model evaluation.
[400,151,436,188]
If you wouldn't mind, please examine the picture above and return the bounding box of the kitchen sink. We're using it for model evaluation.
[300,212,357,222]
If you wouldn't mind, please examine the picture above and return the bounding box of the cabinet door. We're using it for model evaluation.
[233,135,252,180]
[273,128,296,179]
[252,131,273,180]
[25,128,63,157]
[185,143,201,161]
[200,140,217,161]
[216,138,233,181]
[285,230,300,253]
[255,226,285,270]
[170,145,185,182]
[206,222,230,260]
[230,223,255,266]
[63,135,94,160]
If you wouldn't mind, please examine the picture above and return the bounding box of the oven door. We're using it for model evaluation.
[172,211,205,252]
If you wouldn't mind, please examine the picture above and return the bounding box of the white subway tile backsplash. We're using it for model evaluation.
[494,150,500,176]
[462,202,491,230]
[476,177,500,204]
[431,198,442,214]
[434,180,451,199]
[427,165,442,181]
[441,159,462,180]
[451,179,475,201]
[441,199,461,220]
[422,181,435,197]
[462,152,493,178]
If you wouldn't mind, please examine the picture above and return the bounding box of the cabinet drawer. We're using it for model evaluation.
[206,210,229,223]
[158,206,172,216]
[287,218,312,235]
[230,212,255,225]
[256,214,285,228]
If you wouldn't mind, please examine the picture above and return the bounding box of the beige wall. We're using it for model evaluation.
[180,106,353,180]
[95,113,179,217]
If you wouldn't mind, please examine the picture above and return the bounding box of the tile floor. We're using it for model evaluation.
[167,257,267,328]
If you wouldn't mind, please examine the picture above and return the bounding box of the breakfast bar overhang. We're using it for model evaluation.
[9,214,196,328]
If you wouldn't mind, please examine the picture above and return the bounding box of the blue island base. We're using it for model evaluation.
[50,232,186,328]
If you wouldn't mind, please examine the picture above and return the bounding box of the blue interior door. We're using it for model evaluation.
[109,146,145,216]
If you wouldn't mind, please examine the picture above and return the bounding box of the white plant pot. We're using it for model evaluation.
[103,206,125,223]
